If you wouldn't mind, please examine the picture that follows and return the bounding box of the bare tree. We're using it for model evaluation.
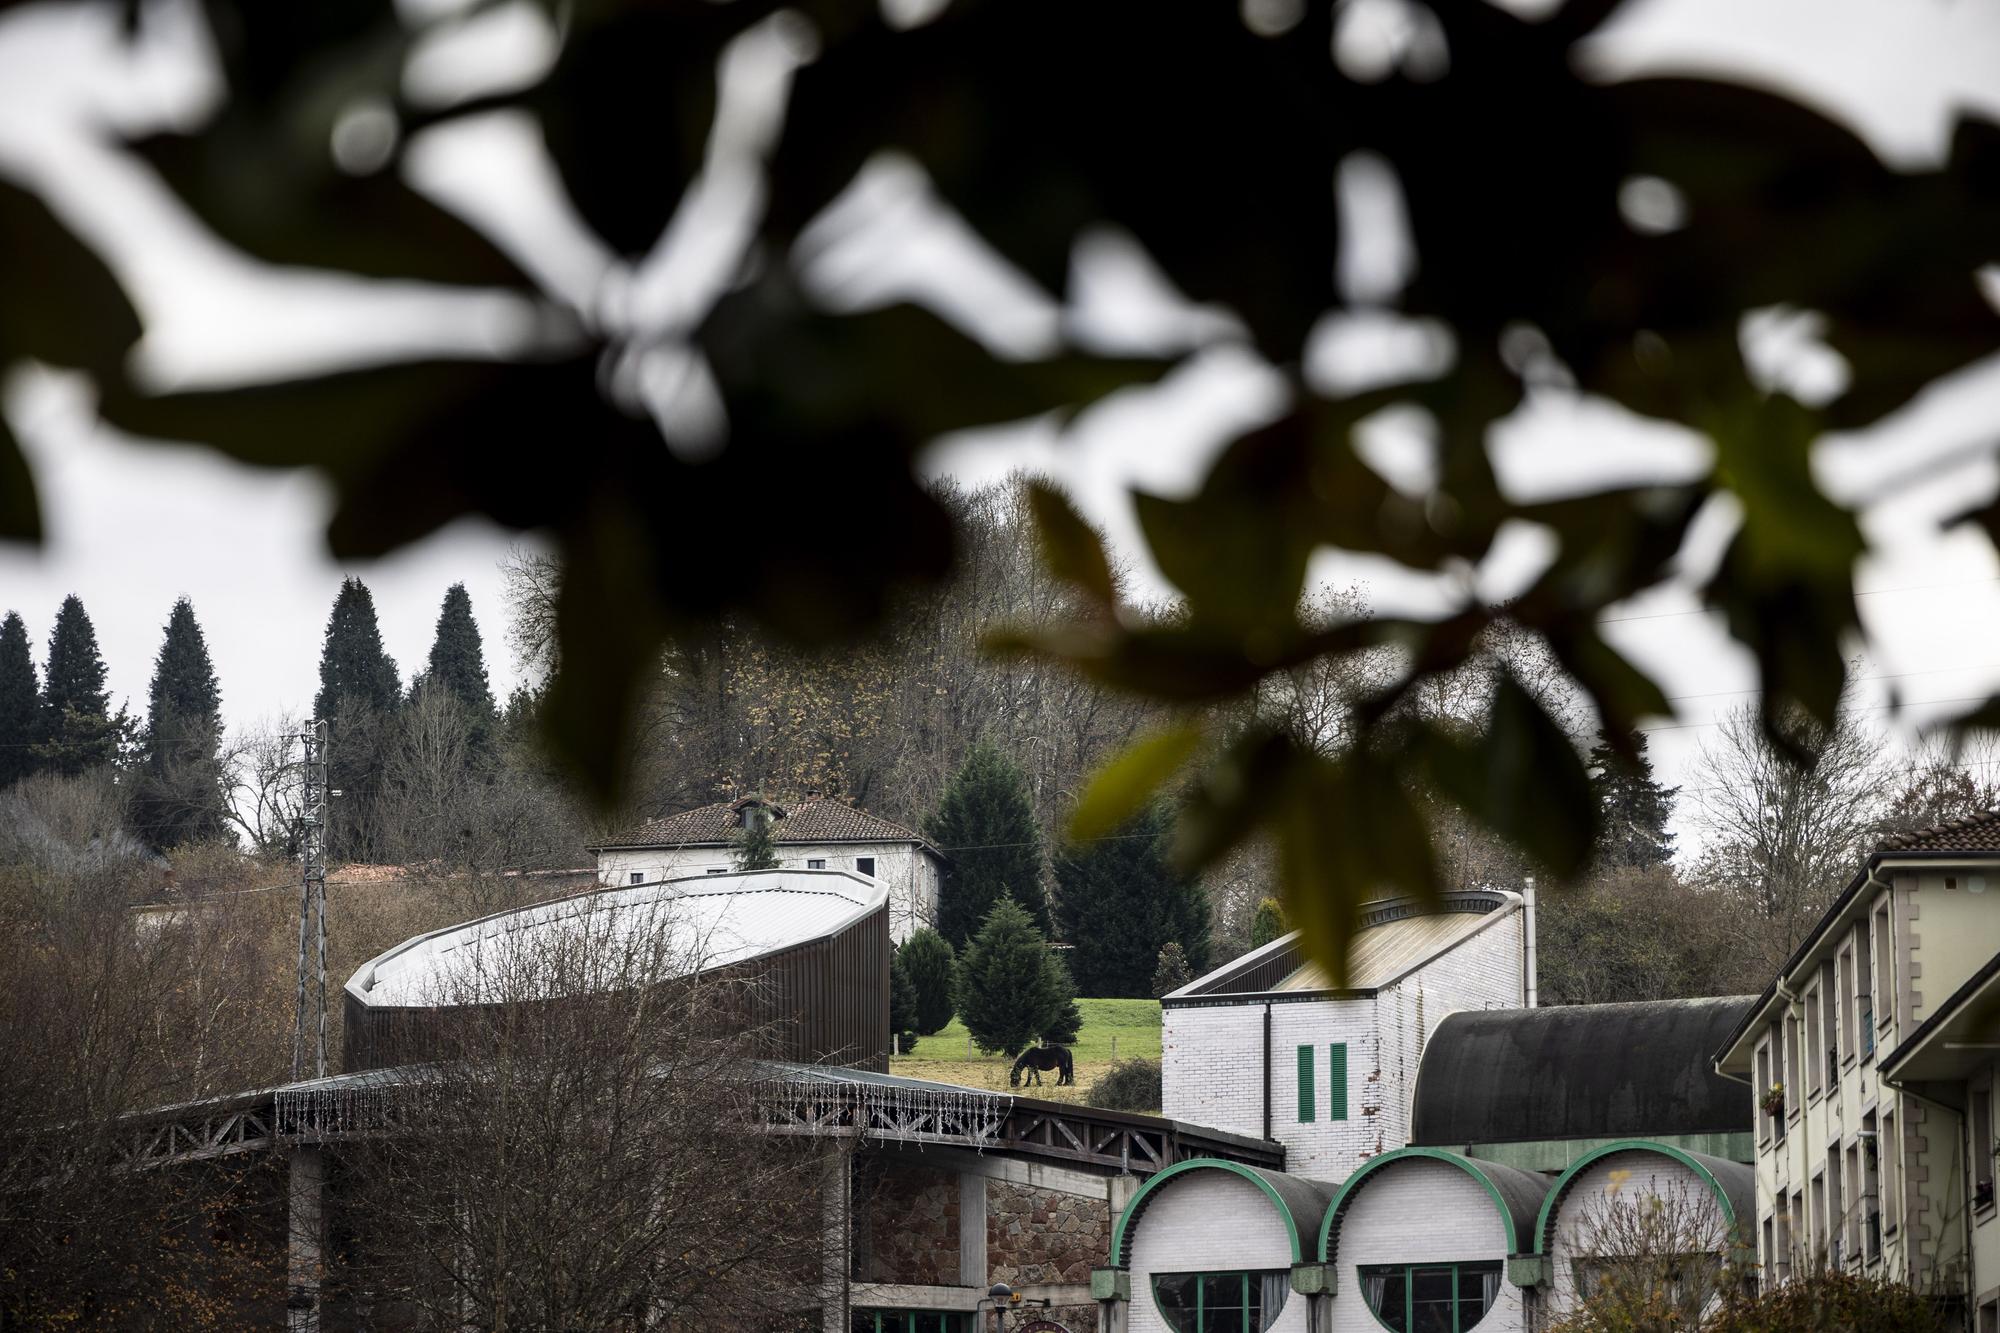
[330,896,831,1330]
[1690,701,1885,972]
[1871,732,2000,842]
[1549,1180,1744,1332]
[223,713,306,858]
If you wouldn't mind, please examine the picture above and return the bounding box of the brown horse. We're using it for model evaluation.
[1009,1045,1074,1087]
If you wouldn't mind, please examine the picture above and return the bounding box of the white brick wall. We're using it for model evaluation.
[1127,1174,1310,1333]
[1548,1154,1732,1318]
[1326,1158,1525,1333]
[1163,907,1526,1184]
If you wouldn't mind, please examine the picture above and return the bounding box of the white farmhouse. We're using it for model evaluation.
[589,795,944,942]
[1161,889,1528,1182]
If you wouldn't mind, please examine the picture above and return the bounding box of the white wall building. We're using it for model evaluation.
[590,795,944,942]
[1162,890,1527,1182]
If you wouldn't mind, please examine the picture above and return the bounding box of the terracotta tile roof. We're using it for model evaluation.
[1875,808,2000,853]
[594,796,931,850]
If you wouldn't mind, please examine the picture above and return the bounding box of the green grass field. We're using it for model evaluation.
[889,997,1162,1107]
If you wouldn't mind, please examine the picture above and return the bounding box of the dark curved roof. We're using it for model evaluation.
[1114,1159,1336,1266]
[1320,1148,1550,1261]
[1411,998,1755,1146]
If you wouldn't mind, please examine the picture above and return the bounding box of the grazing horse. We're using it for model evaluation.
[1009,1045,1074,1087]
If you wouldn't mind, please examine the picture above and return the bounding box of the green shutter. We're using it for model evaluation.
[1297,1045,1316,1122]
[1328,1043,1348,1121]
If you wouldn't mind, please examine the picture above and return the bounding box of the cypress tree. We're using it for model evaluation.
[39,594,125,775]
[955,897,1077,1056]
[733,800,780,871]
[929,743,1047,946]
[425,583,496,750]
[0,611,41,787]
[1249,897,1289,950]
[1152,942,1193,998]
[1056,802,1211,998]
[899,927,957,1035]
[135,598,228,849]
[1587,728,1678,869]
[889,948,922,1056]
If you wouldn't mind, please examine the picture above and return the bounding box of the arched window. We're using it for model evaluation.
[1357,1261,1502,1333]
[1151,1269,1289,1332]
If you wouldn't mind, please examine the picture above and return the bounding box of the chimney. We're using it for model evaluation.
[1522,875,1538,1009]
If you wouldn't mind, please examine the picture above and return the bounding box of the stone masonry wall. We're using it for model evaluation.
[853,1157,959,1285]
[986,1180,1110,1289]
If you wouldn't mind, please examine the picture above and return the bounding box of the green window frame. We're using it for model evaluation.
[1298,1045,1316,1122]
[1357,1260,1503,1333]
[1328,1042,1348,1121]
[850,1312,959,1333]
[1151,1269,1289,1332]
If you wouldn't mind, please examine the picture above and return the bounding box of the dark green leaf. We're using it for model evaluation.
[0,179,142,373]
[0,412,39,544]
[1026,479,1116,610]
[1069,724,1205,844]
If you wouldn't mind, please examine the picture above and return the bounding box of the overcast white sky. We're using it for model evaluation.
[1,0,1999,842]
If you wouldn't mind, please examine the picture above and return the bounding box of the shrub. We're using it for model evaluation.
[1087,1059,1162,1113]
[889,946,921,1056]
[900,928,957,1034]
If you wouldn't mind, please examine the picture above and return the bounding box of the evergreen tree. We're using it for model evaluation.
[1249,897,1289,950]
[134,598,229,849]
[955,897,1077,1056]
[899,927,957,1035]
[0,611,41,787]
[1587,728,1678,869]
[425,583,497,754]
[38,595,127,775]
[889,947,922,1056]
[1056,803,1211,997]
[1152,942,1193,998]
[929,743,1046,946]
[314,578,402,858]
[733,801,780,871]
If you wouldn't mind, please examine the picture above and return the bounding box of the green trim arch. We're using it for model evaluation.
[1111,1158,1308,1268]
[1530,1139,1738,1255]
[1316,1147,1523,1263]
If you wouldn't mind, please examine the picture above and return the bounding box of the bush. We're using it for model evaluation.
[900,928,957,1034]
[889,947,920,1056]
[1708,1272,1946,1333]
[1087,1059,1162,1113]
[1152,942,1193,997]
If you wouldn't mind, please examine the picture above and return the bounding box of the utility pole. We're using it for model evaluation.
[292,719,331,1081]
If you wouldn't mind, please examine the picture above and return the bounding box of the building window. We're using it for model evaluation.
[851,1312,960,1333]
[1297,1045,1316,1123]
[706,867,727,874]
[628,872,645,885]
[856,856,876,877]
[1152,1270,1288,1333]
[1805,988,1823,1098]
[1873,903,1894,1033]
[1862,1113,1882,1260]
[1359,1261,1502,1333]
[1974,1082,1995,1210]
[808,858,826,869]
[1328,1043,1349,1121]
[1839,947,1857,1065]
[1820,961,1838,1084]
[1881,1112,1899,1235]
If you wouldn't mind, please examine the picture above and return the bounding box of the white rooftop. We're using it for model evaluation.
[345,869,887,1010]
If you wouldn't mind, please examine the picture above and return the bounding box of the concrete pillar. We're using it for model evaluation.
[823,1145,852,1333]
[285,1145,326,1332]
[960,1169,989,1287]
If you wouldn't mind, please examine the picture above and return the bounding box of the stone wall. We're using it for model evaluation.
[987,1180,1110,1288]
[852,1157,959,1285]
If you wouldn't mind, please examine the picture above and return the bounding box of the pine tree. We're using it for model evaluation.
[38,594,127,775]
[1587,728,1678,869]
[0,611,41,787]
[889,947,922,1056]
[955,897,1076,1056]
[1152,942,1193,998]
[425,583,496,754]
[314,578,402,857]
[1056,803,1211,998]
[733,800,780,871]
[899,928,957,1035]
[929,743,1047,946]
[135,598,229,850]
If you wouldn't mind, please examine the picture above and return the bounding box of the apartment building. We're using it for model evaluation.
[1714,811,2000,1326]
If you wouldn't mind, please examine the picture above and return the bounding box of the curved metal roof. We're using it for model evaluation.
[1531,1140,1755,1254]
[1318,1147,1551,1262]
[345,869,887,1010]
[1113,1159,1337,1267]
[1410,998,1756,1146]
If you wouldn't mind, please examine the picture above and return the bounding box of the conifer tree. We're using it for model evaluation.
[1056,802,1211,998]
[1249,897,1289,950]
[0,611,41,787]
[425,583,497,756]
[1152,942,1193,998]
[899,927,957,1035]
[135,598,228,849]
[929,743,1047,946]
[38,594,127,775]
[1587,728,1678,869]
[889,947,922,1056]
[955,897,1077,1056]
[733,800,780,871]
[314,578,402,857]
